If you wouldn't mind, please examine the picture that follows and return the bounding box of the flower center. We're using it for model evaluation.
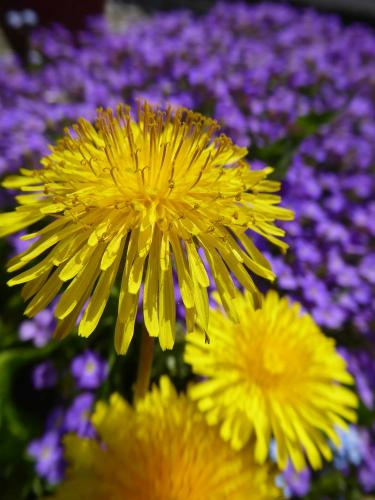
[85,360,96,374]
[240,333,310,394]
[41,446,51,460]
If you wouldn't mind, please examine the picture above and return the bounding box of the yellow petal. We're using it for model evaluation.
[54,244,104,320]
[170,233,194,309]
[78,238,124,338]
[143,229,161,338]
[186,240,210,288]
[128,254,146,295]
[0,210,44,237]
[7,253,55,286]
[59,243,97,282]
[158,264,175,350]
[25,268,63,317]
[115,288,139,355]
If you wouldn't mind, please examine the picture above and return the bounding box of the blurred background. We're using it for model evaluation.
[1,0,375,61]
[0,1,375,499]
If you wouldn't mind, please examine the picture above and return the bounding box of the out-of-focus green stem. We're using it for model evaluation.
[134,325,154,402]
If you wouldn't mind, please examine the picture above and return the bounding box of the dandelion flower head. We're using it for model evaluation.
[0,102,292,352]
[51,377,281,500]
[185,290,358,471]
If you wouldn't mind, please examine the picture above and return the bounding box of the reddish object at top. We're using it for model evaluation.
[0,0,105,62]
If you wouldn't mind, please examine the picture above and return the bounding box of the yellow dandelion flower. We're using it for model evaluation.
[0,102,292,352]
[185,290,358,472]
[51,376,281,500]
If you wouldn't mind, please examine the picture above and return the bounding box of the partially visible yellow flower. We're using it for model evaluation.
[0,102,293,353]
[185,290,358,472]
[51,377,281,500]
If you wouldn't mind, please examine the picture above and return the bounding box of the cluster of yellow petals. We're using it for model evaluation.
[51,377,281,500]
[185,290,358,472]
[0,102,292,352]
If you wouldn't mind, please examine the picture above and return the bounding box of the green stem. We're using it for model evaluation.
[134,325,154,402]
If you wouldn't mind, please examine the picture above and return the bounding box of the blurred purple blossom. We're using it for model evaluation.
[7,231,36,256]
[358,429,375,492]
[340,348,375,408]
[28,431,64,484]
[32,361,57,389]
[70,350,108,389]
[332,426,364,471]
[63,392,95,437]
[270,441,311,497]
[19,308,55,347]
[276,464,311,498]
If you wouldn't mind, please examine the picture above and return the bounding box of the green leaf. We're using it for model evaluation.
[0,343,57,446]
[250,110,337,179]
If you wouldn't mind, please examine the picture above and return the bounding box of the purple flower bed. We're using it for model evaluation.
[0,2,374,498]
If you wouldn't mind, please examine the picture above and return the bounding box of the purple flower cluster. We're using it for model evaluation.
[28,431,64,485]
[332,426,364,471]
[1,3,373,340]
[28,350,107,483]
[358,427,375,492]
[1,2,373,328]
[0,3,371,173]
[276,465,311,498]
[339,348,375,409]
[329,425,375,495]
[270,441,311,498]
[270,105,375,336]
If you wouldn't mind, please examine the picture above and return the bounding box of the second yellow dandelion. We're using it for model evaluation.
[185,290,358,471]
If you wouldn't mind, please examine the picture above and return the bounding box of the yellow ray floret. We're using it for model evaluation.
[51,377,281,500]
[0,102,293,352]
[185,290,358,472]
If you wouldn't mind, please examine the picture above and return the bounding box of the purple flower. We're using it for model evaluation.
[359,254,375,285]
[71,350,108,389]
[340,348,375,408]
[302,273,329,306]
[270,442,311,498]
[298,201,325,221]
[7,231,37,256]
[316,221,349,245]
[45,406,66,432]
[276,464,311,498]
[335,265,360,288]
[19,308,55,347]
[64,393,95,437]
[32,361,57,389]
[28,431,64,484]
[294,240,321,266]
[332,426,364,470]
[277,267,299,291]
[326,248,346,275]
[359,430,375,492]
[311,303,347,329]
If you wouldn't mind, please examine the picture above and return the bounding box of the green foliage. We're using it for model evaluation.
[249,111,336,179]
